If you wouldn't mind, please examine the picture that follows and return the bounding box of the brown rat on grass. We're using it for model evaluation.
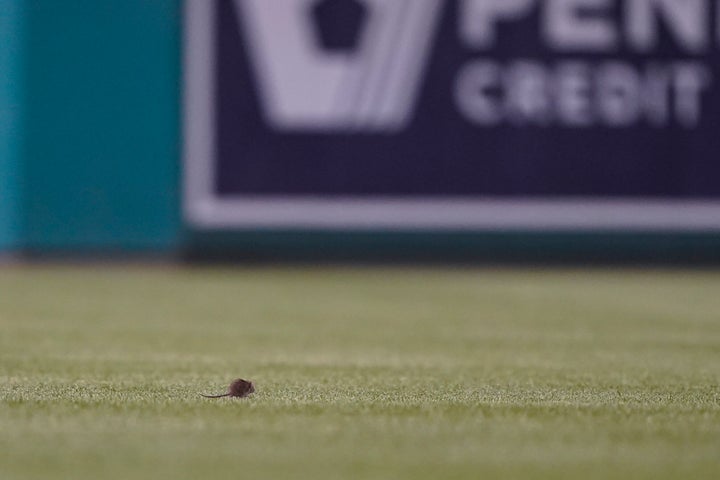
[201,378,255,398]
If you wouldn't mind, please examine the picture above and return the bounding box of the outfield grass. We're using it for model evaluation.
[1,266,719,480]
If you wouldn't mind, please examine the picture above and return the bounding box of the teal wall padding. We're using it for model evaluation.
[23,0,181,251]
[0,0,23,250]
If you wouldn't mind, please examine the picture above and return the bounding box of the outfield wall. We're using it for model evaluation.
[21,0,182,252]
[2,0,182,254]
[2,0,720,261]
[0,0,22,251]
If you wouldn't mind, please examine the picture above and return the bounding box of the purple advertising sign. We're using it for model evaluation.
[184,0,720,230]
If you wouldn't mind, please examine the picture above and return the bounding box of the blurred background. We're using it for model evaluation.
[1,0,720,263]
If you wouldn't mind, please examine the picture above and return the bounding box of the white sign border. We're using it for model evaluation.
[183,0,720,232]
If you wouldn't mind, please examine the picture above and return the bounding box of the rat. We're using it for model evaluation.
[201,378,255,398]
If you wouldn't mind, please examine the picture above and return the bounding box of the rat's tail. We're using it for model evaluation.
[200,393,230,398]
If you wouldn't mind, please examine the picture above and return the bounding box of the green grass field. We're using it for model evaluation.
[1,266,719,480]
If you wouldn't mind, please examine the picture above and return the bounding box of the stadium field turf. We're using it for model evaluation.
[1,266,719,480]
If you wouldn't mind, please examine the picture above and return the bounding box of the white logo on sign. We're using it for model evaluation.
[235,0,442,132]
